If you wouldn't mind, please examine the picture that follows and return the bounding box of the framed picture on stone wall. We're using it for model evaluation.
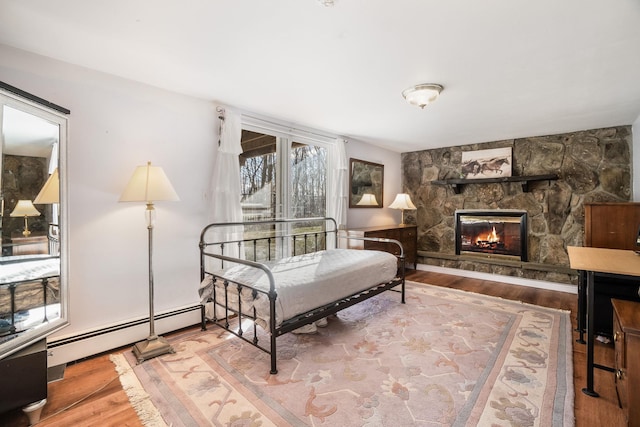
[461,147,512,179]
[349,158,383,208]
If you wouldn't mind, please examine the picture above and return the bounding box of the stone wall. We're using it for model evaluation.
[401,126,632,284]
[2,154,49,240]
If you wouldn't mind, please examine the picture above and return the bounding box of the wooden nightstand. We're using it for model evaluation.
[346,225,417,269]
[612,298,640,426]
[10,232,49,256]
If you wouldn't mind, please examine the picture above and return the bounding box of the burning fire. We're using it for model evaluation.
[477,226,499,244]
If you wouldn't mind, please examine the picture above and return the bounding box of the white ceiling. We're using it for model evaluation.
[1,0,639,153]
[2,105,59,157]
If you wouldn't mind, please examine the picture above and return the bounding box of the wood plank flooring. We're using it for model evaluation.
[0,270,626,426]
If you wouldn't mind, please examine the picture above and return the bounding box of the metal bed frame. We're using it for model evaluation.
[199,217,406,374]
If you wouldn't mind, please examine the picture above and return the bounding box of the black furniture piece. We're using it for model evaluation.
[576,271,640,342]
[568,246,640,398]
[0,338,47,414]
[578,202,640,339]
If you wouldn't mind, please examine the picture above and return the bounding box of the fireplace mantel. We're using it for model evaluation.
[431,173,558,194]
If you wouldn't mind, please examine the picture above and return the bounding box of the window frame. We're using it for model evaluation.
[241,115,335,220]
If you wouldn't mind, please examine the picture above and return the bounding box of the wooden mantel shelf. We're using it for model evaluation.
[431,173,558,194]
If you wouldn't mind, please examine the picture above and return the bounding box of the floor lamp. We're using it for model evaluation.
[120,161,179,363]
[34,168,60,255]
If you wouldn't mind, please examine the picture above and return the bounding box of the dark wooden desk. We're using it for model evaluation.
[568,246,640,397]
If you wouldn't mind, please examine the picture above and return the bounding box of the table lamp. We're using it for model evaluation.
[356,193,378,206]
[389,193,416,226]
[10,200,41,236]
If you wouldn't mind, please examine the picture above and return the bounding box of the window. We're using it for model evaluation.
[239,130,277,221]
[239,131,327,221]
[239,118,332,257]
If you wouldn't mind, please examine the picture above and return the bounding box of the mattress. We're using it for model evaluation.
[199,248,398,329]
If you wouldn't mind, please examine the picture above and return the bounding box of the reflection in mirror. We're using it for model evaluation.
[0,83,68,359]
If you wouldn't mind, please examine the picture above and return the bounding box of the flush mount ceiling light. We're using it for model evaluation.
[402,83,443,109]
[318,0,334,6]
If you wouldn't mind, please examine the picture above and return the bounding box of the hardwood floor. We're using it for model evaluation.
[0,270,626,426]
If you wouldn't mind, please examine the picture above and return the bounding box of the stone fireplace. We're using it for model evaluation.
[400,125,632,285]
[455,210,528,261]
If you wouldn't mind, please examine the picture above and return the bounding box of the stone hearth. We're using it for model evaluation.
[400,126,632,285]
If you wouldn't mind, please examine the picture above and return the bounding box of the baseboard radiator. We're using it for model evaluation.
[46,305,201,366]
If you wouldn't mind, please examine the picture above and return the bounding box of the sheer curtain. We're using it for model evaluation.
[208,109,244,264]
[210,109,243,223]
[327,137,348,247]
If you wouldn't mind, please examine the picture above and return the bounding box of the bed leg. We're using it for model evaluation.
[270,334,278,375]
[269,293,278,374]
[200,304,207,331]
[401,262,406,304]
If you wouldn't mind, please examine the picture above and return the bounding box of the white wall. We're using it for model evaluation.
[0,44,218,364]
[0,44,404,364]
[346,139,402,228]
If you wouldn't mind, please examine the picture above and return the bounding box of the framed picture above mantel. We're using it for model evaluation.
[349,158,383,208]
[461,147,512,179]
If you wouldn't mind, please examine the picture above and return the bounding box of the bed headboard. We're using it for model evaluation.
[199,217,339,268]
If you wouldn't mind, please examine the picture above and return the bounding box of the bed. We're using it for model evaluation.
[0,254,60,337]
[198,217,406,374]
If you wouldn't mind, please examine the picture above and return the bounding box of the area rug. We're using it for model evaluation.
[111,281,574,426]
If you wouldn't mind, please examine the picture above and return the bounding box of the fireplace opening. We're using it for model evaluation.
[455,210,528,261]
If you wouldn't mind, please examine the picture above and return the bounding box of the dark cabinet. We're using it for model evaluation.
[585,202,640,250]
[613,299,640,426]
[0,338,47,414]
[347,225,417,269]
[579,203,640,338]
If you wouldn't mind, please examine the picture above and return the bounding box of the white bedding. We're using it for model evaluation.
[199,248,398,329]
[0,256,60,285]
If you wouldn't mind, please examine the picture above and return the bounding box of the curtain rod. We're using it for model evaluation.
[216,106,348,144]
[216,106,225,121]
[244,114,343,142]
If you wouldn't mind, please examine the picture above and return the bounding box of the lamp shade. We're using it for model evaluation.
[10,200,41,217]
[356,193,378,206]
[119,161,179,203]
[34,168,59,204]
[389,193,416,210]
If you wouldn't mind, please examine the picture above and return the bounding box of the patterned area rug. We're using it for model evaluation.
[111,281,574,426]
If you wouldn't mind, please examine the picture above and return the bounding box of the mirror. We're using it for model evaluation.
[0,81,68,359]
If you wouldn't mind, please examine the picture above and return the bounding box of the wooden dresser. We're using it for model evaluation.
[612,298,640,426]
[346,225,417,269]
[10,232,49,256]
